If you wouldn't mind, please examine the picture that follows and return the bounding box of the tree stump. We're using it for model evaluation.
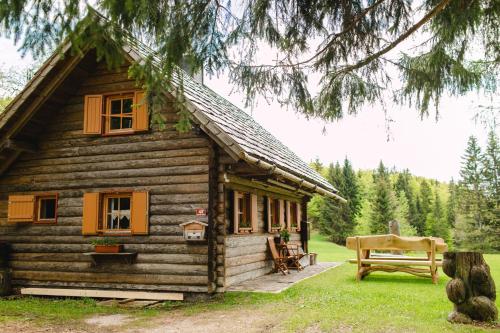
[443,252,498,323]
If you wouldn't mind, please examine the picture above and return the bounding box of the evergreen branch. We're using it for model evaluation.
[331,0,452,78]
[230,0,387,69]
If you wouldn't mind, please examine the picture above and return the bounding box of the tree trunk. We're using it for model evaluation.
[443,252,497,323]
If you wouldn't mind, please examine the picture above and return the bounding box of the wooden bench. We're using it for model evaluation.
[346,235,448,284]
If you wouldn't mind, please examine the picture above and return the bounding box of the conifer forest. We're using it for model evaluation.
[309,131,499,252]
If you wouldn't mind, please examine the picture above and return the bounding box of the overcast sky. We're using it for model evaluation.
[0,37,494,182]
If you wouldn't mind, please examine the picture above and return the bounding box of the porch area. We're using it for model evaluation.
[226,261,342,293]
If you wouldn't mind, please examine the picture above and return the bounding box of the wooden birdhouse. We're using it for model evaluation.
[180,221,208,241]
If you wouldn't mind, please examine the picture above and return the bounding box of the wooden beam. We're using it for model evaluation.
[222,173,303,200]
[2,139,37,153]
[20,288,184,301]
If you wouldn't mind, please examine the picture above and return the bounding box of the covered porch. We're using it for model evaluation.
[225,262,341,293]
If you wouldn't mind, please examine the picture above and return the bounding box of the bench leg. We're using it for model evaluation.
[430,266,438,284]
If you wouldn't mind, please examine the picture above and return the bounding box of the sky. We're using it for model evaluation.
[0,37,494,182]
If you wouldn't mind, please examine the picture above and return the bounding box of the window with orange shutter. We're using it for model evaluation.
[8,194,58,224]
[233,191,258,234]
[82,191,149,235]
[83,91,149,136]
[267,197,282,233]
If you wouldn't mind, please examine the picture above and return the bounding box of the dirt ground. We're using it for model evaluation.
[0,306,293,333]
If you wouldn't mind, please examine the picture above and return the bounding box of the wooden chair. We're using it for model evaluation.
[267,237,290,275]
[285,243,305,271]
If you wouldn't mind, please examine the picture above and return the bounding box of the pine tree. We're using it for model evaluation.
[395,191,417,236]
[426,192,450,242]
[417,179,433,235]
[482,131,499,228]
[342,158,362,224]
[318,163,344,242]
[459,136,486,229]
[318,158,361,244]
[310,157,324,174]
[394,170,418,233]
[370,161,396,234]
[446,179,458,227]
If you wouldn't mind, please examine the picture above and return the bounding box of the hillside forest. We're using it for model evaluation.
[309,132,499,252]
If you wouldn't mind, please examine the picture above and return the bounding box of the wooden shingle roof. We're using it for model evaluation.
[125,40,338,197]
[0,37,341,199]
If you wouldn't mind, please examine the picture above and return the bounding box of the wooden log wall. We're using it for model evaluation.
[0,57,211,293]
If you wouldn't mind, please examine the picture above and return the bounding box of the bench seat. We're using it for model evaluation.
[348,258,443,266]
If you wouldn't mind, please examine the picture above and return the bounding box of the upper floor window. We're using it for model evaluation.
[83,91,149,136]
[106,95,134,134]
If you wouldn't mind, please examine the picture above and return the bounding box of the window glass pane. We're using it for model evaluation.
[110,100,121,115]
[120,215,130,229]
[112,215,119,229]
[122,117,133,129]
[110,117,121,130]
[39,198,56,219]
[120,197,130,210]
[123,98,133,114]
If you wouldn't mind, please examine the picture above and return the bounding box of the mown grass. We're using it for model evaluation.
[0,234,498,332]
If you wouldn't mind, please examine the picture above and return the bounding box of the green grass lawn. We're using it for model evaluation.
[0,234,498,332]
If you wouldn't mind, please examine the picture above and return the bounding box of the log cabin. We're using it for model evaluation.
[0,36,345,299]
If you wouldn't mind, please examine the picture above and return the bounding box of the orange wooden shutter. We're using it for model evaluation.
[83,95,103,134]
[296,202,302,232]
[285,201,291,231]
[131,191,149,234]
[266,197,272,233]
[133,91,149,131]
[82,193,100,235]
[250,194,258,232]
[233,190,239,234]
[279,199,285,229]
[7,195,35,223]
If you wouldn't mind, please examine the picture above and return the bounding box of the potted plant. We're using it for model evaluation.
[280,229,290,244]
[91,237,123,253]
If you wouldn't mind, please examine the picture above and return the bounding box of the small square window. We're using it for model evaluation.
[105,95,134,134]
[36,196,57,223]
[103,195,132,232]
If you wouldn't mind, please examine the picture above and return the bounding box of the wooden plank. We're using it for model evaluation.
[345,235,448,253]
[20,288,183,301]
[349,259,443,266]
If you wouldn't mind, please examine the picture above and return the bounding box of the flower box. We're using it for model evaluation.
[94,244,123,253]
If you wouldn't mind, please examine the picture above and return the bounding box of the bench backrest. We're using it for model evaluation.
[346,235,446,252]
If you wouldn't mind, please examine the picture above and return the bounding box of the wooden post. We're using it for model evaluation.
[443,252,498,324]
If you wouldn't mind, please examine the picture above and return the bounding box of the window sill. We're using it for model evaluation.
[102,130,137,137]
[99,230,132,236]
